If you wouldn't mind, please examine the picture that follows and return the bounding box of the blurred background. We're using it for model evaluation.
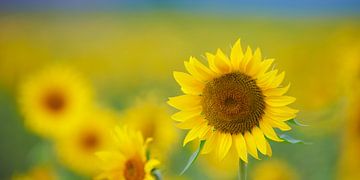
[0,0,359,179]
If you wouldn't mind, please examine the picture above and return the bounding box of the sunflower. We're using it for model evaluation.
[96,126,160,180]
[18,66,93,138]
[12,166,57,180]
[251,159,299,180]
[168,39,298,162]
[121,95,179,161]
[55,108,118,176]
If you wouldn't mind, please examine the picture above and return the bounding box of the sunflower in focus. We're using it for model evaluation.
[12,166,57,180]
[55,108,118,176]
[168,39,298,162]
[251,159,299,180]
[18,66,93,138]
[96,126,160,180]
[121,95,179,161]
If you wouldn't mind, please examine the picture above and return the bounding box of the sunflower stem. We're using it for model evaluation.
[238,158,247,180]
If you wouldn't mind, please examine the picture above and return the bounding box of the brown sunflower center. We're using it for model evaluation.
[43,90,66,113]
[81,132,99,151]
[123,157,145,180]
[202,72,265,134]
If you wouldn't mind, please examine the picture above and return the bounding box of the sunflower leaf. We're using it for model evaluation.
[151,168,162,180]
[180,140,206,175]
[288,119,309,127]
[279,134,312,145]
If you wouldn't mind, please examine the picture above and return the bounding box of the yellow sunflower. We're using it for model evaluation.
[12,165,57,180]
[96,126,160,180]
[121,95,179,161]
[18,66,93,139]
[251,159,299,180]
[55,108,118,176]
[168,39,298,162]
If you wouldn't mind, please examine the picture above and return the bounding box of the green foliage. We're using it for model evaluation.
[180,140,206,175]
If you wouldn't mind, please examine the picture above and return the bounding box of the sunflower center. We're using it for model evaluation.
[43,90,66,113]
[202,72,265,134]
[81,132,99,151]
[123,157,145,180]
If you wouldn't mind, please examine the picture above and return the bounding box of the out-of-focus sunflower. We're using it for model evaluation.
[12,166,57,180]
[168,39,297,161]
[251,159,299,180]
[121,95,179,161]
[18,66,93,139]
[96,126,160,180]
[55,108,118,176]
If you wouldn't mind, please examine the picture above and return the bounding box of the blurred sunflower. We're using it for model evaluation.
[96,126,160,180]
[55,108,118,176]
[251,159,299,180]
[121,95,179,161]
[168,39,297,161]
[12,166,57,180]
[18,66,93,139]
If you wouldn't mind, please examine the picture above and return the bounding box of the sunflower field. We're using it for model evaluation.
[0,1,359,180]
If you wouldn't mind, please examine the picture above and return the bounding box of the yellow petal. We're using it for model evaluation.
[201,130,218,154]
[268,71,285,89]
[171,107,202,122]
[244,131,259,159]
[265,96,296,107]
[167,95,201,110]
[184,59,202,82]
[255,58,274,77]
[145,159,160,173]
[217,133,232,160]
[176,116,205,129]
[266,111,296,122]
[265,140,272,157]
[190,57,215,81]
[264,115,292,131]
[198,125,212,140]
[259,120,283,142]
[230,39,244,70]
[173,71,204,95]
[183,121,207,146]
[239,46,252,72]
[246,48,262,76]
[266,105,299,117]
[252,127,267,155]
[256,70,278,88]
[263,83,290,97]
[209,49,231,74]
[233,134,248,163]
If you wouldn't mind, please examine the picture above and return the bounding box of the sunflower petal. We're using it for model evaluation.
[256,70,278,88]
[252,127,267,155]
[176,116,205,129]
[190,57,215,81]
[256,58,274,77]
[233,134,248,163]
[265,116,292,131]
[268,71,285,89]
[247,48,262,76]
[145,159,160,173]
[217,133,232,160]
[265,140,272,157]
[183,121,207,146]
[263,83,290,97]
[171,107,202,122]
[244,132,259,159]
[173,71,204,95]
[239,46,252,72]
[201,130,218,154]
[259,120,283,142]
[230,39,244,70]
[167,95,201,110]
[211,49,231,73]
[265,96,296,107]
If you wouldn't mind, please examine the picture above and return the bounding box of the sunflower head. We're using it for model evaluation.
[168,39,298,162]
[121,95,179,161]
[18,66,93,138]
[96,126,160,180]
[55,108,118,176]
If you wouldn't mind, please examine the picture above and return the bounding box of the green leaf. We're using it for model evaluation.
[288,119,308,127]
[180,140,206,175]
[151,168,162,180]
[279,134,311,145]
[146,149,151,161]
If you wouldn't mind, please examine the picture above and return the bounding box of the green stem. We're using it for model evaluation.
[238,158,247,180]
